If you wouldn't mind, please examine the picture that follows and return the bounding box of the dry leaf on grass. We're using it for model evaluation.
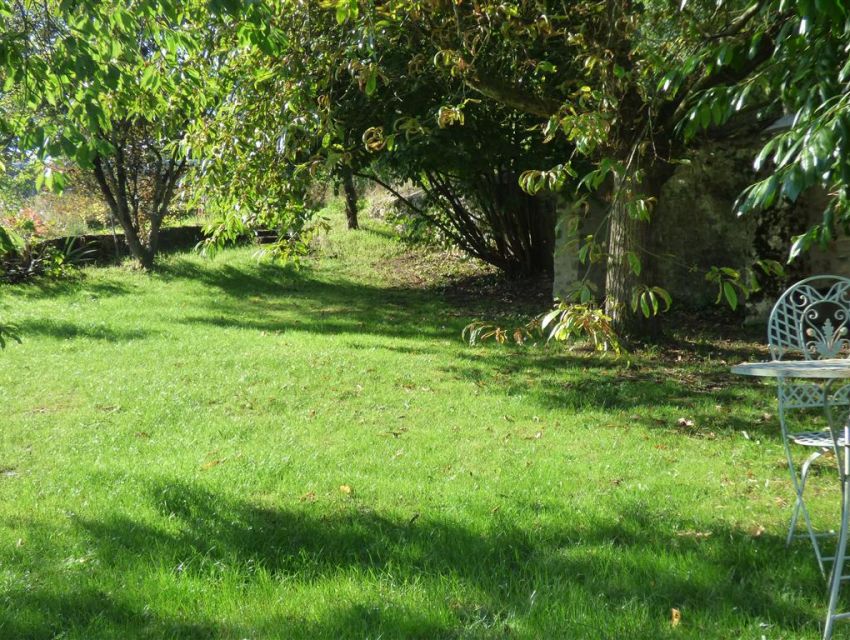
[339,484,353,496]
[676,530,712,539]
[671,608,681,627]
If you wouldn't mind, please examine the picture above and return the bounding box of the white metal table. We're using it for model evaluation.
[732,359,850,640]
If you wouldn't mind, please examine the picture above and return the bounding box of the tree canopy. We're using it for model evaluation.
[2,0,848,334]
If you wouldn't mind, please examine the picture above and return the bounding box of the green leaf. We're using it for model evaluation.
[651,286,672,311]
[626,251,641,276]
[639,293,651,318]
[723,282,738,310]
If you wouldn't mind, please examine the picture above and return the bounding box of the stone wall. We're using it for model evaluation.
[40,225,206,265]
[553,137,850,313]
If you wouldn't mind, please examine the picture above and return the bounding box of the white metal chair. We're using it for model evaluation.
[768,275,850,576]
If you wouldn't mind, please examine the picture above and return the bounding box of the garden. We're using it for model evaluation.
[2,2,850,639]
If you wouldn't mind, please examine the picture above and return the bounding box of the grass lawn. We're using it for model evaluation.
[0,207,843,639]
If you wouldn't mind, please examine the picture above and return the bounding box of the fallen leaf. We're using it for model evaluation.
[134,431,150,439]
[671,608,681,627]
[750,524,766,538]
[677,417,695,428]
[300,491,316,502]
[339,484,352,495]
[200,459,224,470]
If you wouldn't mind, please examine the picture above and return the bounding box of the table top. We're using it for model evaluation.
[731,359,850,378]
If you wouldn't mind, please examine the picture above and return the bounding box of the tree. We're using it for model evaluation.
[191,2,578,276]
[340,167,360,230]
[323,1,844,336]
[0,0,213,269]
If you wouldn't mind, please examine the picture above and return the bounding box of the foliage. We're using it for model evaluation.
[0,213,93,283]
[705,259,785,311]
[320,1,844,332]
[464,301,623,356]
[4,0,841,327]
[541,302,624,355]
[682,1,850,261]
[183,2,324,263]
[185,2,573,274]
[0,0,216,268]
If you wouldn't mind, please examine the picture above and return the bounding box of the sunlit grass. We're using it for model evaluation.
[0,208,841,639]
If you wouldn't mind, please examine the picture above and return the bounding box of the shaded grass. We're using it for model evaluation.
[0,212,842,639]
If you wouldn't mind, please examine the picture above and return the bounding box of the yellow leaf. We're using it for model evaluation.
[671,608,681,627]
[339,484,352,495]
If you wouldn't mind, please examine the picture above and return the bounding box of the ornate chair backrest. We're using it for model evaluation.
[768,276,850,411]
[768,276,850,362]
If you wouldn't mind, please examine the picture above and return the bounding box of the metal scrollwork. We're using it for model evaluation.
[769,277,850,360]
[803,306,850,357]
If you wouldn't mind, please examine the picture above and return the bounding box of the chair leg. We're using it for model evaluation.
[823,461,850,639]
[786,443,829,576]
[789,451,824,540]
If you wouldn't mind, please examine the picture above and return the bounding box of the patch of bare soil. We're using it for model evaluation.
[375,245,767,360]
[375,248,553,317]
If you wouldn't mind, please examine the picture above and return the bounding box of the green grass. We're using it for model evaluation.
[0,210,843,639]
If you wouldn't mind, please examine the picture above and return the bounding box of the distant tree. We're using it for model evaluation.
[191,3,577,275]
[0,0,214,269]
[323,1,824,334]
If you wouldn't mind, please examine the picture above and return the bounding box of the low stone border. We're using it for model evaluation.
[40,226,206,265]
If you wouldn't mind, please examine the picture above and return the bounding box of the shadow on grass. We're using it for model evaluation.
[141,257,778,430]
[15,318,150,342]
[154,257,482,342]
[6,256,775,433]
[0,478,825,639]
[2,271,137,300]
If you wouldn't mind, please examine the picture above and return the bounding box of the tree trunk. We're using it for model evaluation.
[604,160,672,339]
[605,179,651,337]
[94,166,153,269]
[342,168,359,230]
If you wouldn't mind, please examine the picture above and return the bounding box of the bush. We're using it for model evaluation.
[0,212,93,283]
